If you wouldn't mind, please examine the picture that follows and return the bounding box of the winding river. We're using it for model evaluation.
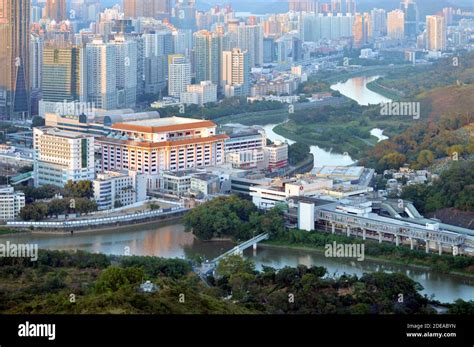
[330,75,392,106]
[227,75,391,168]
[262,123,355,167]
[3,222,473,303]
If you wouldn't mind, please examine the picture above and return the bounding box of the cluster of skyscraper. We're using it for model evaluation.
[298,0,446,50]
[16,0,267,118]
[0,0,451,119]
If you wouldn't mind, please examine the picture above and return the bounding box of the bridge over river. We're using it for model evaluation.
[197,233,269,275]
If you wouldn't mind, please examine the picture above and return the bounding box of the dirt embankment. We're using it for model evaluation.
[426,208,474,230]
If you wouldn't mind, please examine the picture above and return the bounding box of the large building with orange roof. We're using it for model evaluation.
[97,116,228,190]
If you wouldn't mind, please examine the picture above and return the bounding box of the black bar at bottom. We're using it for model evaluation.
[0,314,472,346]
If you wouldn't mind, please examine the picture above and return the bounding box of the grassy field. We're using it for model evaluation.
[273,116,411,159]
[214,108,290,126]
[366,78,405,100]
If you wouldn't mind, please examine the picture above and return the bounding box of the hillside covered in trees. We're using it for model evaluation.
[369,52,474,99]
[402,161,474,213]
[360,84,474,171]
[360,53,474,171]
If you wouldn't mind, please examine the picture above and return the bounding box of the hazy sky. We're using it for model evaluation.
[94,0,473,15]
[200,0,473,14]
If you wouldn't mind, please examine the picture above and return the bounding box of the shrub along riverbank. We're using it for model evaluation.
[267,229,474,276]
[0,227,21,235]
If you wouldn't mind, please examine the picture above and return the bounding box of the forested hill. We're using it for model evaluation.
[371,53,474,100]
[402,161,474,214]
[360,54,474,172]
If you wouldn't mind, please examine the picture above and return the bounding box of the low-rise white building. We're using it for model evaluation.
[160,170,195,196]
[0,186,26,221]
[190,173,220,196]
[250,176,333,209]
[93,171,147,210]
[180,81,217,106]
[264,141,288,171]
[225,130,267,169]
[226,149,265,169]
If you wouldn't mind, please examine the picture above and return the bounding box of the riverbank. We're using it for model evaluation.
[272,115,403,159]
[0,227,22,235]
[261,242,474,279]
[1,248,446,315]
[266,229,474,279]
[189,228,474,280]
[273,122,375,158]
[366,78,404,100]
[321,65,408,84]
[0,213,186,236]
[4,218,472,303]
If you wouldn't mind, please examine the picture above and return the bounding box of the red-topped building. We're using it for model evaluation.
[98,116,228,190]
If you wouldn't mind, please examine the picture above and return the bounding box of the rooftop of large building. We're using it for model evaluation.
[228,129,262,139]
[45,110,160,127]
[99,133,228,148]
[124,116,205,127]
[192,173,220,182]
[35,127,93,140]
[111,116,216,133]
[265,140,288,148]
[313,166,365,179]
[95,170,136,180]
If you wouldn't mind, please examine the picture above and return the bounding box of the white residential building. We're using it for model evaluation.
[237,25,264,68]
[225,130,266,169]
[111,35,138,109]
[190,173,220,196]
[160,170,195,196]
[0,186,26,221]
[222,48,250,96]
[173,29,193,56]
[143,31,171,94]
[193,30,220,85]
[370,8,387,37]
[224,130,266,153]
[426,15,446,51]
[301,13,354,42]
[226,149,265,169]
[387,10,405,40]
[168,54,192,98]
[93,170,147,210]
[85,38,118,110]
[180,81,217,106]
[33,127,95,187]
